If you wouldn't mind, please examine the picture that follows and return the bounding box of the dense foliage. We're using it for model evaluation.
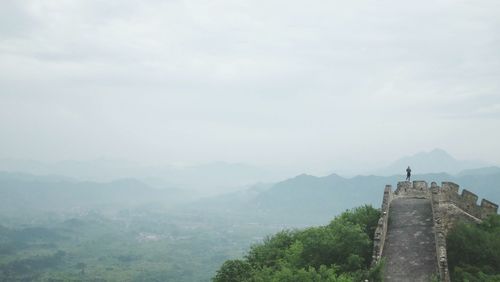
[447,214,500,282]
[213,205,382,282]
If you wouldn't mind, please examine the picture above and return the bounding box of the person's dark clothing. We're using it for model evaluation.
[406,167,411,181]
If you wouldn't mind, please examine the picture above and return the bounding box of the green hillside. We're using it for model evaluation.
[213,206,383,282]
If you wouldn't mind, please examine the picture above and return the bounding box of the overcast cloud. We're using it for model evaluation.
[1,0,500,175]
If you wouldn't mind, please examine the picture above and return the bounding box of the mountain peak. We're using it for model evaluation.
[413,148,455,160]
[294,173,315,179]
[428,148,453,156]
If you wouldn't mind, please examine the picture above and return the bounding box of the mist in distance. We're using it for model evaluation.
[1,0,500,178]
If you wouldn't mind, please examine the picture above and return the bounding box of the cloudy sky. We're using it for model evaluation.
[1,0,499,174]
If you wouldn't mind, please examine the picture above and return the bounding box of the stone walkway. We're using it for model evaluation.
[383,198,437,282]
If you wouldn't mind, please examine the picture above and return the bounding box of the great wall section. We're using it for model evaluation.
[371,181,498,282]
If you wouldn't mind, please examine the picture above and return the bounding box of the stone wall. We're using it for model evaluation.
[430,182,450,282]
[440,181,498,220]
[371,185,392,266]
[482,199,499,216]
[372,180,498,282]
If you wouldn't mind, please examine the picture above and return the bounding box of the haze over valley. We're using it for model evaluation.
[2,0,500,281]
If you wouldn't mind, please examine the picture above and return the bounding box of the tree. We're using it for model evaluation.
[213,260,252,282]
[447,214,500,281]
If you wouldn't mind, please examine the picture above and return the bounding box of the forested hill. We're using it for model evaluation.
[213,205,384,282]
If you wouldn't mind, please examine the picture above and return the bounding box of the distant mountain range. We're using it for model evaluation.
[193,166,500,225]
[1,165,499,225]
[0,172,188,215]
[457,166,500,176]
[0,159,280,196]
[375,148,490,175]
[1,149,499,225]
[1,149,494,193]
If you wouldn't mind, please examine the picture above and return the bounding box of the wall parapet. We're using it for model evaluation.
[439,181,498,220]
[430,182,450,282]
[371,185,392,266]
[394,180,430,199]
[427,181,499,282]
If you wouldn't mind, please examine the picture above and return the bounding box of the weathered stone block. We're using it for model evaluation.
[481,199,499,218]
[442,182,459,193]
[461,189,478,205]
[441,182,460,202]
[397,181,412,192]
[413,180,428,191]
[396,181,414,196]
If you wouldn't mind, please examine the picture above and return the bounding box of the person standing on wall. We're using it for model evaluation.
[406,166,411,181]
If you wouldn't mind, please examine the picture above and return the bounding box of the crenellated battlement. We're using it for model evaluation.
[392,180,498,219]
[394,180,430,199]
[439,181,498,219]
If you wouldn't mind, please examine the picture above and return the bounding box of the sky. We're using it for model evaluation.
[1,0,500,175]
